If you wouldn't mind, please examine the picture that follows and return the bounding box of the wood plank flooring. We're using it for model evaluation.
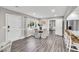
[11,31,66,52]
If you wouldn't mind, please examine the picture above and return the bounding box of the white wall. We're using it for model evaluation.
[0,8,5,43]
[67,20,79,31]
[55,18,63,36]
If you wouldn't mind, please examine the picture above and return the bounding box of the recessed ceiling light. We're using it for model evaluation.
[51,9,55,13]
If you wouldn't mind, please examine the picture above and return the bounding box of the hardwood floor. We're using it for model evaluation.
[11,31,66,52]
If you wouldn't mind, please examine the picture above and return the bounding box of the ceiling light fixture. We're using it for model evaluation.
[51,9,55,13]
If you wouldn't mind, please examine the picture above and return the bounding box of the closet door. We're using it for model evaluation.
[6,14,22,41]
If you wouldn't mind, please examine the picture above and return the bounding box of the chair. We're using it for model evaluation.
[70,35,79,51]
[64,30,79,52]
[41,29,48,39]
[34,29,40,39]
[64,31,71,51]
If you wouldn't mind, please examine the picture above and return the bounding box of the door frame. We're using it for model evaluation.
[5,13,8,41]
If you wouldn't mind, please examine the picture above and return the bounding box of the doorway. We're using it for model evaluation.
[49,20,55,34]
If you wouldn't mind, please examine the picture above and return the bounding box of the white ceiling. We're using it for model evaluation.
[67,7,79,20]
[73,7,79,15]
[2,6,75,18]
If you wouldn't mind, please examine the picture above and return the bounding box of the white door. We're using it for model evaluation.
[6,14,22,41]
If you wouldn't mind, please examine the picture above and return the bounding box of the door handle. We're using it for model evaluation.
[8,26,10,28]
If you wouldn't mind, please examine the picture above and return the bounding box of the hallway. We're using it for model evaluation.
[11,31,65,52]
